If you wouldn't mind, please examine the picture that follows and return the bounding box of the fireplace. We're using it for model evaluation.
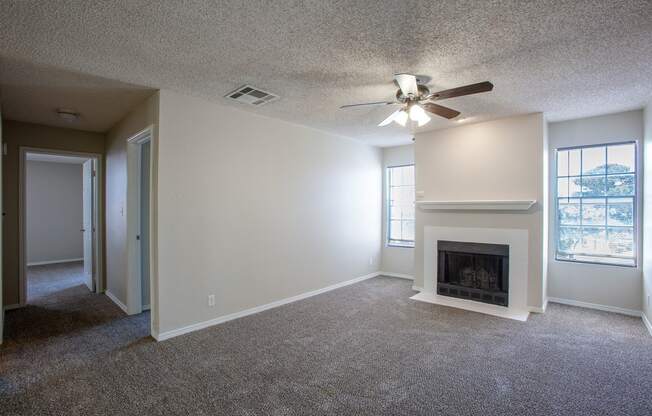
[437,240,509,306]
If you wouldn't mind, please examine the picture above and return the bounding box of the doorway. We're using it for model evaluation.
[19,148,103,306]
[126,128,152,317]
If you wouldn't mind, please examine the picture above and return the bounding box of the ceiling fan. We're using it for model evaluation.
[340,74,493,127]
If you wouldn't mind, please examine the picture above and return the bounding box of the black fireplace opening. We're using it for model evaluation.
[437,240,509,307]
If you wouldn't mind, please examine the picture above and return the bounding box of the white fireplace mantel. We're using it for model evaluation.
[416,200,536,211]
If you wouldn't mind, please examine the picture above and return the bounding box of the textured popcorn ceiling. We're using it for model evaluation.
[1,0,651,145]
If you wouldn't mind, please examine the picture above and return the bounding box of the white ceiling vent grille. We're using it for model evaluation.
[225,85,279,106]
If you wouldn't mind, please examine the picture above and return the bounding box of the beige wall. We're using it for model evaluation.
[414,114,546,309]
[1,121,104,306]
[381,144,415,277]
[104,93,159,312]
[155,90,382,334]
[643,105,652,323]
[26,161,83,264]
[547,110,643,311]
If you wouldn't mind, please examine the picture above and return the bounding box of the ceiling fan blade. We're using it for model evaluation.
[340,101,397,109]
[429,81,493,101]
[378,109,402,126]
[394,73,418,97]
[422,103,461,119]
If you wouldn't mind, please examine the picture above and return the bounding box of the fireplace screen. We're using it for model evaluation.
[437,240,509,306]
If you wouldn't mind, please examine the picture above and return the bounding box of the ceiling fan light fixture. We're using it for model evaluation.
[378,109,399,127]
[394,109,408,126]
[409,104,431,126]
[56,108,80,122]
[342,74,492,128]
[416,112,431,127]
[408,103,424,120]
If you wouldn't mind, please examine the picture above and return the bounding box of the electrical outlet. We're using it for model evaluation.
[369,257,374,266]
[208,294,215,307]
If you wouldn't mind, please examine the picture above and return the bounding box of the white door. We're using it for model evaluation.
[140,142,151,309]
[82,160,94,292]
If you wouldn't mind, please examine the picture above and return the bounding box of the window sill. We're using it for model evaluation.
[554,257,637,268]
[387,244,414,249]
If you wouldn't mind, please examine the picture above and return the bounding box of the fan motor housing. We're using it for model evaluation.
[396,85,431,103]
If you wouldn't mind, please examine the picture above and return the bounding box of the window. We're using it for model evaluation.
[387,165,415,247]
[555,142,637,266]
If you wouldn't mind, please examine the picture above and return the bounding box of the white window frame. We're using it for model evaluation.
[387,164,415,248]
[554,141,638,267]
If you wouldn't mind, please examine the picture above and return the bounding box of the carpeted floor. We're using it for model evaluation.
[1,269,651,416]
[26,261,87,301]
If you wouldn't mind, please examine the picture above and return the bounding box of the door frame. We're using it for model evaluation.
[82,159,95,291]
[18,147,104,306]
[126,127,153,315]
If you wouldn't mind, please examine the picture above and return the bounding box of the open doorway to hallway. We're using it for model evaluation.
[20,149,103,306]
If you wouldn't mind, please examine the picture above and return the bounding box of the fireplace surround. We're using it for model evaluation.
[437,240,509,306]
[411,225,530,321]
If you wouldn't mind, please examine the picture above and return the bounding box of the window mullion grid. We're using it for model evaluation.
[400,193,405,241]
[604,146,609,248]
[556,143,636,265]
[579,148,583,255]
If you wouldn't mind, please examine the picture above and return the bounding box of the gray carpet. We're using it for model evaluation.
[26,261,87,301]
[1,268,651,416]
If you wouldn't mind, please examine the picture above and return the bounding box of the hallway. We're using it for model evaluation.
[1,262,150,410]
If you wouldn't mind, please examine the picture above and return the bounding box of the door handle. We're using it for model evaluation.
[80,228,85,232]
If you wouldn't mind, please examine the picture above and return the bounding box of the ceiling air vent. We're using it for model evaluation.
[225,85,279,106]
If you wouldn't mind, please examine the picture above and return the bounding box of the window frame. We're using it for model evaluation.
[386,164,415,248]
[553,140,638,268]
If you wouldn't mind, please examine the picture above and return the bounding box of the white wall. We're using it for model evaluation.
[547,110,643,312]
[414,114,546,309]
[643,104,652,326]
[105,93,159,309]
[26,161,83,264]
[381,144,414,277]
[155,90,382,334]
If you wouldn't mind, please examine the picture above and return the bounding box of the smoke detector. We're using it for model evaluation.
[56,108,80,122]
[225,85,279,106]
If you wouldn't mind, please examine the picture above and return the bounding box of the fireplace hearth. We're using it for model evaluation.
[437,240,509,306]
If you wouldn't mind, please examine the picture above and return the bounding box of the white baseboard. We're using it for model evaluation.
[27,258,83,266]
[154,271,381,342]
[105,290,128,314]
[548,297,641,317]
[411,285,424,292]
[642,313,652,336]
[379,271,414,280]
[529,298,549,314]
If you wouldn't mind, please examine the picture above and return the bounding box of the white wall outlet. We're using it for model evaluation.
[369,257,374,266]
[416,190,425,199]
[208,294,215,307]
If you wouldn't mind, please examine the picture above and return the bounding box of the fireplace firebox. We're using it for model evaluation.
[437,240,509,306]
